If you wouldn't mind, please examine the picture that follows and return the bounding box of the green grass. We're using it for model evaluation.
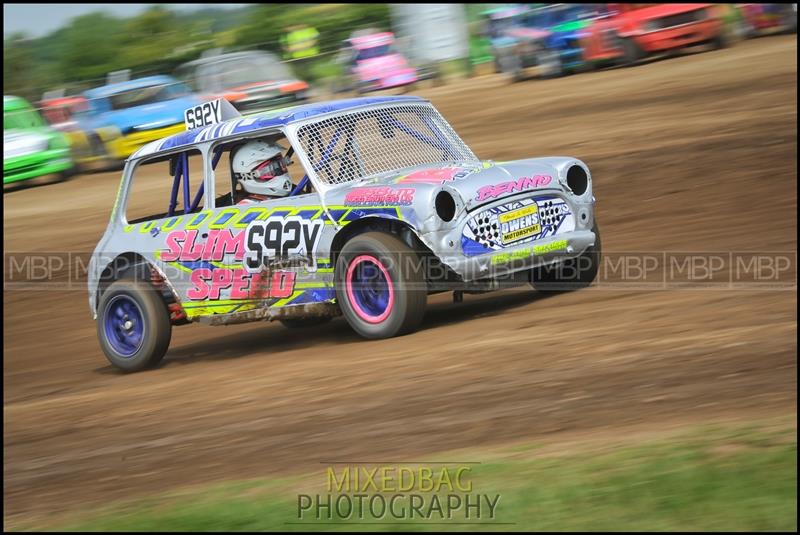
[16,421,798,531]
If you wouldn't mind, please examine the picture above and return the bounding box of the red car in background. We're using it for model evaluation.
[38,95,88,133]
[581,3,727,66]
[175,51,310,115]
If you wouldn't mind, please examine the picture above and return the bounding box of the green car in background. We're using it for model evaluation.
[4,95,74,185]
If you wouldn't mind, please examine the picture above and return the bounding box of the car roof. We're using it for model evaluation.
[178,50,281,69]
[349,32,395,49]
[131,95,428,159]
[4,95,33,112]
[84,75,179,99]
[40,95,86,107]
[482,5,530,19]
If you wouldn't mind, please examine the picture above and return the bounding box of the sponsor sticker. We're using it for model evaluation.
[533,239,568,255]
[475,175,552,202]
[499,205,540,245]
[344,187,415,206]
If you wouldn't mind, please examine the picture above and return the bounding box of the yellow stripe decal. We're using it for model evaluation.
[162,216,183,230]
[272,290,305,307]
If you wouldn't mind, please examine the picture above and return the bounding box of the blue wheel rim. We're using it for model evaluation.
[103,295,145,358]
[350,258,391,319]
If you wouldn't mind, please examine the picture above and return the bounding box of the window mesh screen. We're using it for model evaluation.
[295,104,477,185]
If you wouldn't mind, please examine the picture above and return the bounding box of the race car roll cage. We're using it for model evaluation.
[162,107,460,218]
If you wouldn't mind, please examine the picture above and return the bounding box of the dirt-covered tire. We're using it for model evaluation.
[57,166,76,182]
[531,222,602,292]
[622,38,642,66]
[711,29,729,50]
[279,317,332,329]
[498,52,524,83]
[537,49,563,79]
[96,279,172,372]
[335,232,427,339]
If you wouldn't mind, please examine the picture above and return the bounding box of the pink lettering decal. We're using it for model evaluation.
[187,268,212,300]
[271,271,296,298]
[230,268,250,299]
[180,230,204,261]
[247,271,270,299]
[211,230,245,261]
[203,230,220,260]
[474,175,553,201]
[162,230,186,262]
[209,269,233,300]
[476,186,493,202]
[344,187,415,206]
[398,189,414,204]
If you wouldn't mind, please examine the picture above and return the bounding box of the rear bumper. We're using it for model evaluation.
[635,19,721,52]
[107,123,186,160]
[3,150,73,183]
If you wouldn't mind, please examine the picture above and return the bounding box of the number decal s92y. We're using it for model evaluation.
[243,217,324,273]
[184,100,222,130]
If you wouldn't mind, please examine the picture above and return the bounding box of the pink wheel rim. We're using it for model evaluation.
[345,255,395,324]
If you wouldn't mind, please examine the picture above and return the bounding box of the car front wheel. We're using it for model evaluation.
[621,38,642,66]
[335,232,427,339]
[96,279,172,372]
[531,222,602,292]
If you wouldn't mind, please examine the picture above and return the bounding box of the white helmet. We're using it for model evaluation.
[232,140,292,197]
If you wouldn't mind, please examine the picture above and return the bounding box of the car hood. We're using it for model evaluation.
[92,96,201,132]
[215,80,309,102]
[3,128,56,160]
[627,3,711,21]
[325,158,587,214]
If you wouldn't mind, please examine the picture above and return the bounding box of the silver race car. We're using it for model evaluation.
[88,96,600,371]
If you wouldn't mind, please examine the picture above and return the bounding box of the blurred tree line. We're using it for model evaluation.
[3,4,390,102]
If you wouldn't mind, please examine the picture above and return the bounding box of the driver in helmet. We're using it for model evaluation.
[231,140,293,204]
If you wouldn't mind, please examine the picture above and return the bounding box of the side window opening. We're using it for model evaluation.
[211,134,314,209]
[126,149,205,224]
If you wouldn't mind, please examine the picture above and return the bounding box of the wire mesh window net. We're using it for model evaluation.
[295,103,478,186]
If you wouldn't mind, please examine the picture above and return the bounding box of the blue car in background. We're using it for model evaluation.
[481,5,553,82]
[481,4,600,82]
[76,75,202,163]
[525,4,600,77]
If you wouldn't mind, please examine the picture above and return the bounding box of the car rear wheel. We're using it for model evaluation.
[531,222,602,292]
[97,279,172,372]
[335,232,427,339]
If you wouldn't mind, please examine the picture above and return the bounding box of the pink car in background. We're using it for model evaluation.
[340,31,418,93]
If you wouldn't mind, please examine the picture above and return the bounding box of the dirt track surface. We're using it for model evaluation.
[4,37,797,523]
